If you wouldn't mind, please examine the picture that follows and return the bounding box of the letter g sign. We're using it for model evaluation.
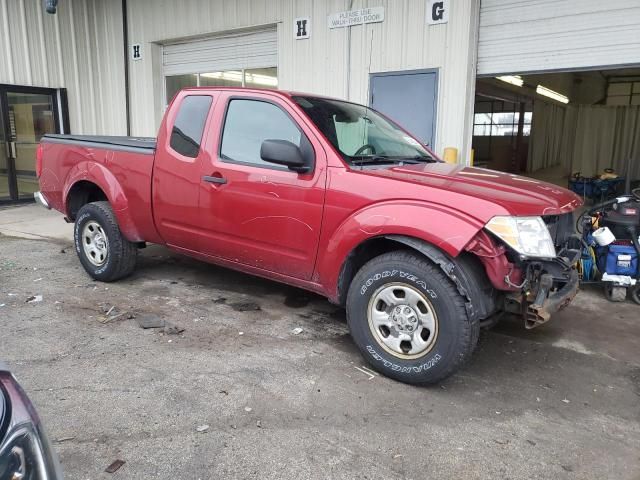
[427,0,449,25]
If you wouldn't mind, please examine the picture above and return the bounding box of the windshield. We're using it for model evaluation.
[293,96,434,165]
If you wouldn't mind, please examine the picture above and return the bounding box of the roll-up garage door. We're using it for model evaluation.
[478,0,640,76]
[163,27,277,76]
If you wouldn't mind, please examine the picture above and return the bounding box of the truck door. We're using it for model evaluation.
[153,93,214,251]
[197,93,327,280]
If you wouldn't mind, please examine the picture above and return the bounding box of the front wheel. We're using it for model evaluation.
[74,201,137,282]
[346,251,479,385]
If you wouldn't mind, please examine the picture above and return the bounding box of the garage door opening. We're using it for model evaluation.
[472,67,640,201]
[162,27,278,105]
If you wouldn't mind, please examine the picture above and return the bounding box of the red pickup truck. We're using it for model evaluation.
[35,87,582,384]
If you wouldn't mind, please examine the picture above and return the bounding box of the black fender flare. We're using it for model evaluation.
[384,235,498,322]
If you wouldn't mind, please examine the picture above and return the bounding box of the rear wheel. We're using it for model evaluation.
[346,251,479,385]
[74,201,137,282]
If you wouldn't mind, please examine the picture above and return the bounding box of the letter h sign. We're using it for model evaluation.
[294,17,310,39]
[131,43,142,61]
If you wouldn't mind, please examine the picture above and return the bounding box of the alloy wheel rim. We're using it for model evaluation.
[82,221,109,267]
[367,283,438,359]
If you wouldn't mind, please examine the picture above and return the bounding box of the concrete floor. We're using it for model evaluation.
[526,165,571,188]
[1,205,639,479]
[0,203,74,240]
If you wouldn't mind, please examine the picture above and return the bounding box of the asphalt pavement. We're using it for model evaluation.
[0,207,639,479]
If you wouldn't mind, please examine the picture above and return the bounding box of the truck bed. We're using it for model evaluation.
[43,134,156,153]
[39,133,159,243]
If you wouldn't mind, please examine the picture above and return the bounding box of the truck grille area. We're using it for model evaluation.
[543,212,577,249]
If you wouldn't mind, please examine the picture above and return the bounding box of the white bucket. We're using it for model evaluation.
[593,226,616,246]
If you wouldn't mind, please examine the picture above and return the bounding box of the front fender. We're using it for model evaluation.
[316,200,486,300]
[63,158,143,241]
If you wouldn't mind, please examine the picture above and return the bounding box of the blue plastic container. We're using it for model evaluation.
[606,244,638,276]
[568,178,594,197]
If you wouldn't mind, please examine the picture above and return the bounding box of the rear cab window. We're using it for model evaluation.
[170,95,213,157]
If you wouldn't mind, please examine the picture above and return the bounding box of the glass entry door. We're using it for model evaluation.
[0,101,10,201]
[0,85,65,202]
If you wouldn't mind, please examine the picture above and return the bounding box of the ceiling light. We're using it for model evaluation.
[536,85,569,104]
[496,75,523,87]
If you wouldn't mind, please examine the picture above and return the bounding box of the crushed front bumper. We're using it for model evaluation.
[524,269,579,328]
[506,249,580,329]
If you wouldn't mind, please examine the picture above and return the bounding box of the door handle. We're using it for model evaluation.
[8,141,16,159]
[202,175,227,185]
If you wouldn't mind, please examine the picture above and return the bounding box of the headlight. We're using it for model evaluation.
[0,426,49,480]
[485,216,556,258]
[0,372,64,480]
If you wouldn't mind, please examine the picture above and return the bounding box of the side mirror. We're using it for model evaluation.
[260,139,311,173]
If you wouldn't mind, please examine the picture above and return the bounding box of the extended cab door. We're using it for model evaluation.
[197,92,327,280]
[153,93,214,251]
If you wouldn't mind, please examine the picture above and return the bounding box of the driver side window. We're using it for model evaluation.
[220,99,302,168]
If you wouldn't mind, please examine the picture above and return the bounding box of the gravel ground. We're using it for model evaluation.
[1,233,639,479]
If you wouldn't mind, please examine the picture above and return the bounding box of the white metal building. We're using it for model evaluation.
[478,0,640,76]
[474,0,640,185]
[1,0,639,202]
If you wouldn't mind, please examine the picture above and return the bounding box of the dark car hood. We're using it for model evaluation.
[360,162,582,217]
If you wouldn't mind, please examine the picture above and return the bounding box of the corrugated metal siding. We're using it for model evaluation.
[0,0,126,135]
[478,0,640,75]
[163,28,278,75]
[127,0,479,161]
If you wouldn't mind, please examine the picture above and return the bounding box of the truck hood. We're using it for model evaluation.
[362,162,582,216]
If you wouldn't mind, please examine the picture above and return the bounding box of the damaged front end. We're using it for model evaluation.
[505,250,580,328]
[466,212,581,329]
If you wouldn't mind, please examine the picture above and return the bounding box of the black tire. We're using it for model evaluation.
[631,286,640,305]
[74,201,137,282]
[346,251,479,385]
[604,284,626,302]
